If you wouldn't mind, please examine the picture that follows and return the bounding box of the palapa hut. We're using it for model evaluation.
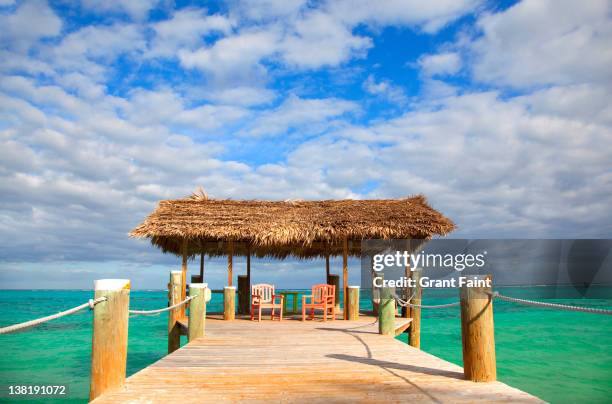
[130,193,455,318]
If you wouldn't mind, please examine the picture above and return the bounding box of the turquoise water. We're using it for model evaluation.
[1,288,611,403]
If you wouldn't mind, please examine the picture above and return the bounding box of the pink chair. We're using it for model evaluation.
[302,284,335,321]
[250,284,284,321]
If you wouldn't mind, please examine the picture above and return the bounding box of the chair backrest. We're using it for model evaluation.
[252,283,275,303]
[312,284,334,305]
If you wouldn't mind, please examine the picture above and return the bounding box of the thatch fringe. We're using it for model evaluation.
[130,194,455,258]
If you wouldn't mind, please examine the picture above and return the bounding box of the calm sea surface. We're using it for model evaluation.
[1,287,610,403]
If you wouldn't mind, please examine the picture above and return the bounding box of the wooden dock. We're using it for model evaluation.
[92,314,541,403]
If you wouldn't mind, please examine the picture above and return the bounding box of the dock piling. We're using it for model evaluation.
[188,283,208,341]
[460,274,496,382]
[408,269,422,348]
[168,271,182,353]
[378,286,395,336]
[90,279,130,401]
[347,286,359,320]
[224,286,236,320]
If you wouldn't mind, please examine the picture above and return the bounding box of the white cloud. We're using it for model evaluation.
[362,75,406,104]
[147,8,234,58]
[418,52,461,76]
[0,0,62,50]
[179,28,280,83]
[469,0,612,88]
[327,0,482,33]
[242,95,359,137]
[80,0,161,20]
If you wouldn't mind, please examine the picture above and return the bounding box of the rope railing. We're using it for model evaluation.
[0,297,107,335]
[128,296,194,316]
[487,291,612,315]
[392,291,460,309]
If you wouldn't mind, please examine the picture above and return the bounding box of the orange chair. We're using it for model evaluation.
[302,284,335,321]
[250,283,284,321]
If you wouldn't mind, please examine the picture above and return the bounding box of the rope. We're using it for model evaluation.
[488,291,612,315]
[0,297,107,335]
[128,296,194,316]
[392,291,460,309]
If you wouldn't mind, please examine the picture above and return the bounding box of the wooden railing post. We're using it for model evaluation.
[460,274,496,382]
[224,286,236,320]
[378,286,395,336]
[168,271,182,354]
[90,279,130,401]
[188,283,210,341]
[408,269,422,348]
[347,286,359,320]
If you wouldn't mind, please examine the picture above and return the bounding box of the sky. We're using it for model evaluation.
[0,0,611,289]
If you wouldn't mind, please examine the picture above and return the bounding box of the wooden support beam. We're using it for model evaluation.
[408,269,422,348]
[224,286,236,320]
[181,239,188,318]
[325,253,330,281]
[168,271,182,354]
[343,237,348,320]
[188,283,208,341]
[90,279,130,401]
[227,240,234,287]
[460,274,496,382]
[347,286,359,320]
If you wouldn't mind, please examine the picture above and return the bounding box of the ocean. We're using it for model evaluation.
[0,287,610,403]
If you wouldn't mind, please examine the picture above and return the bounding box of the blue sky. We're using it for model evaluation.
[0,0,611,289]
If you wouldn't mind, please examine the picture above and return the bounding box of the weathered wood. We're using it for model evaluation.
[237,275,249,314]
[342,237,348,320]
[90,279,130,401]
[460,274,496,382]
[395,318,413,336]
[378,286,395,336]
[347,286,359,320]
[227,240,234,286]
[93,314,541,404]
[224,286,236,321]
[188,283,208,341]
[327,274,340,311]
[181,240,188,318]
[409,269,422,348]
[168,271,182,354]
[325,253,330,278]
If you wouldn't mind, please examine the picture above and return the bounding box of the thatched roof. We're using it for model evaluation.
[130,195,454,258]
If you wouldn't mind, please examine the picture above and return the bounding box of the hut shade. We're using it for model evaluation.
[130,195,455,257]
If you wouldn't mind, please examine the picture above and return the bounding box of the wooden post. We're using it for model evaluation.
[460,274,496,382]
[378,286,395,336]
[370,256,379,315]
[408,269,422,348]
[237,275,249,314]
[347,286,359,320]
[90,279,130,401]
[199,250,204,281]
[224,286,236,320]
[181,239,188,318]
[343,237,348,320]
[325,252,330,280]
[327,274,340,311]
[188,283,208,341]
[402,262,411,318]
[246,244,251,310]
[168,271,182,354]
[227,240,234,287]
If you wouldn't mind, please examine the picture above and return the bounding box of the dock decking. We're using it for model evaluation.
[93,314,542,403]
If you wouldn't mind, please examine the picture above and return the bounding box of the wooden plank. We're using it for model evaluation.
[93,313,542,403]
[394,318,412,337]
